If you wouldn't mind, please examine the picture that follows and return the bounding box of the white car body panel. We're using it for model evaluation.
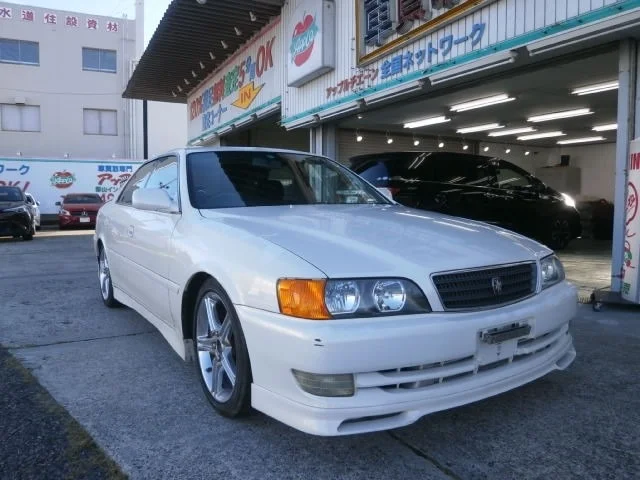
[94,147,577,436]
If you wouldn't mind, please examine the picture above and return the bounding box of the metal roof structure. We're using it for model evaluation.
[123,0,283,103]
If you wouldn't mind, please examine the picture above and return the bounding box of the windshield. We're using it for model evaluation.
[64,194,103,204]
[0,187,24,202]
[186,151,390,209]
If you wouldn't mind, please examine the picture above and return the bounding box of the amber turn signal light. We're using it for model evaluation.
[277,279,331,320]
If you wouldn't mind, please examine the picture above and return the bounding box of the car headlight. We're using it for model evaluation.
[540,255,565,289]
[561,192,576,208]
[60,209,71,216]
[4,206,29,214]
[277,278,431,319]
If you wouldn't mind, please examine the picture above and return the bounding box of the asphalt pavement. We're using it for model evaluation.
[1,231,639,480]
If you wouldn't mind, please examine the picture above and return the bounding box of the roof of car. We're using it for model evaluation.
[150,146,319,161]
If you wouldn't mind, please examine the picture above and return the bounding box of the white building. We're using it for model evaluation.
[0,1,139,159]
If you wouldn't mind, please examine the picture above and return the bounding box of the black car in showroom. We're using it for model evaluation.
[350,151,581,250]
[0,186,35,241]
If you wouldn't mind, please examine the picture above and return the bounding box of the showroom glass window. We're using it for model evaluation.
[0,104,40,132]
[0,38,39,65]
[82,47,117,73]
[117,161,157,206]
[145,156,179,203]
[186,151,390,209]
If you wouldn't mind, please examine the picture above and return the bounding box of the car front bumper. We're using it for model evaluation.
[59,214,97,227]
[0,212,31,237]
[237,281,578,436]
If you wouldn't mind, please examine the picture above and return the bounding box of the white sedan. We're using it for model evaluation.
[94,147,577,436]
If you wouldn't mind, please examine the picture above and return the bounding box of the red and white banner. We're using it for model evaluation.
[622,139,640,303]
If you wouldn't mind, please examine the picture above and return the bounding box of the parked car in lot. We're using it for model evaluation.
[56,193,104,229]
[24,192,41,231]
[0,186,36,241]
[349,152,582,250]
[94,147,577,436]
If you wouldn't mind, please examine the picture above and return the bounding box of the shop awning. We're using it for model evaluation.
[123,0,283,103]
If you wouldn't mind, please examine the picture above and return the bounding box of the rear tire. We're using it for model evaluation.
[98,246,122,308]
[193,278,252,418]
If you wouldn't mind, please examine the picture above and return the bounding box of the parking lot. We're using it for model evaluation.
[1,231,638,480]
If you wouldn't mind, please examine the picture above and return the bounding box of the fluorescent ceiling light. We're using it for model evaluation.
[528,108,592,123]
[557,136,606,145]
[572,81,619,95]
[450,94,515,112]
[592,123,617,132]
[518,131,565,141]
[404,115,451,129]
[456,123,504,134]
[488,127,536,137]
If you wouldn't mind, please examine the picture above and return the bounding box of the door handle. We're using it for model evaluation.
[127,225,134,237]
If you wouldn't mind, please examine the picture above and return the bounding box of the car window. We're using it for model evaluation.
[187,151,389,209]
[0,187,24,202]
[117,160,157,205]
[354,153,493,187]
[494,163,535,189]
[64,194,103,204]
[145,156,179,202]
[25,194,34,204]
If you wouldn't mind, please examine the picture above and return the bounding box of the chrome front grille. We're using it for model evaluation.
[355,325,568,392]
[432,262,537,310]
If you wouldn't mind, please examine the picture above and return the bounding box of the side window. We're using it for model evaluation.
[117,161,157,205]
[145,156,179,202]
[494,163,534,189]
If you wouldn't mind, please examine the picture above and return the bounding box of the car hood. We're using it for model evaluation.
[0,201,26,210]
[200,205,552,277]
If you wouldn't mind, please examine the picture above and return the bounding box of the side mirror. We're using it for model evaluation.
[376,187,394,200]
[36,201,41,206]
[132,188,178,213]
[55,201,61,206]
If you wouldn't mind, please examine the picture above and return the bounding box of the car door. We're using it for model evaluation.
[106,159,157,305]
[122,155,181,326]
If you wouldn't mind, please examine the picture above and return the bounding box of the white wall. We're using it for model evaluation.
[147,101,188,157]
[558,142,616,201]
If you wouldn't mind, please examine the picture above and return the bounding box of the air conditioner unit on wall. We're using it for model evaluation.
[535,165,581,197]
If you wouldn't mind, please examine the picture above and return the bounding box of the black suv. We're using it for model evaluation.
[350,151,582,250]
[0,186,35,241]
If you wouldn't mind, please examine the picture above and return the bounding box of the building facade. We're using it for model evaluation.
[0,2,137,159]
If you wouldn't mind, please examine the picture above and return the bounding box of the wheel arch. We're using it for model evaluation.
[181,272,214,341]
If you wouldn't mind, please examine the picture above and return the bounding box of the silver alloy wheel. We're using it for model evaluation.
[196,293,237,403]
[99,249,111,300]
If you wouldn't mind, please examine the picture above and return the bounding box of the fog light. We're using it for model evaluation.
[291,370,355,397]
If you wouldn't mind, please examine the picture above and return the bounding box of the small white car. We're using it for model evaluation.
[94,147,577,436]
[24,193,41,230]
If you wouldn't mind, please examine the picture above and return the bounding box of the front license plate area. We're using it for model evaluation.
[79,217,90,223]
[476,322,531,366]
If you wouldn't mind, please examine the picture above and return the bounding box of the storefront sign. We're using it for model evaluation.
[356,0,494,65]
[287,0,336,87]
[622,140,640,303]
[188,20,281,142]
[0,158,142,214]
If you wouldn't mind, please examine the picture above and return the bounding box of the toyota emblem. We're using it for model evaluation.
[491,277,503,295]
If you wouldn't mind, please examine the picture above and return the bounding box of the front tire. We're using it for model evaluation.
[193,278,251,418]
[22,222,35,241]
[98,247,121,308]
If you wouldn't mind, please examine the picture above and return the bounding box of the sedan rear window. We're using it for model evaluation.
[0,186,24,202]
[186,151,390,209]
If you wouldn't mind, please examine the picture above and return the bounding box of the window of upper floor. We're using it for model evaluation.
[0,38,39,66]
[82,47,116,73]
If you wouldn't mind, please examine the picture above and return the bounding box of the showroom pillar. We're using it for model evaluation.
[310,124,338,160]
[612,39,640,292]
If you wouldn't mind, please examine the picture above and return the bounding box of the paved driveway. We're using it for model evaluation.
[1,232,638,479]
